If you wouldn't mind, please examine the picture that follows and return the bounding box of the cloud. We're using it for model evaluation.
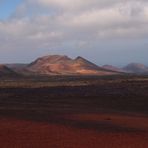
[0,0,148,63]
[8,0,148,39]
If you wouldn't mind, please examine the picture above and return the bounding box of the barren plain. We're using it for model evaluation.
[0,75,148,148]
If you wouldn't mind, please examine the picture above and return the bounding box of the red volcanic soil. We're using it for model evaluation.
[0,113,148,148]
[0,76,148,148]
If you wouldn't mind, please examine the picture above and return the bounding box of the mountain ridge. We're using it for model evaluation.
[27,55,117,75]
[102,65,125,73]
[3,55,148,76]
[0,64,18,77]
[123,63,148,74]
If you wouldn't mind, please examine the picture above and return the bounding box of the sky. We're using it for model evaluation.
[0,0,148,66]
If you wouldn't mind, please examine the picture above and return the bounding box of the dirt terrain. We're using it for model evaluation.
[0,75,148,148]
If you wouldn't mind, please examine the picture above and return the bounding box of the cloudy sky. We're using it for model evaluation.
[0,0,148,66]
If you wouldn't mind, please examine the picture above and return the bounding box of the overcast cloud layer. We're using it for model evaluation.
[0,0,148,65]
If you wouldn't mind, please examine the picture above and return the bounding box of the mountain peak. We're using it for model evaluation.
[74,56,94,63]
[0,64,11,71]
[29,55,72,66]
[38,55,71,61]
[0,64,17,76]
[27,55,117,75]
[75,56,84,60]
[126,63,146,68]
[123,63,148,74]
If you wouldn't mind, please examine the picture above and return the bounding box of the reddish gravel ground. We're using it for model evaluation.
[0,113,148,148]
[0,76,148,148]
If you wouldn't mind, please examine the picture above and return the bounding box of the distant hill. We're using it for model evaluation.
[6,64,27,69]
[5,57,148,76]
[6,63,31,76]
[123,63,148,74]
[27,55,117,75]
[102,65,125,73]
[0,65,18,77]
